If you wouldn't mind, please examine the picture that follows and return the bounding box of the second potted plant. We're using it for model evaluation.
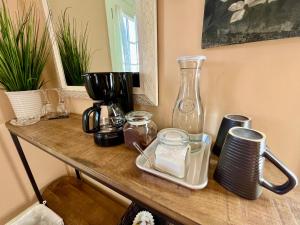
[56,9,90,86]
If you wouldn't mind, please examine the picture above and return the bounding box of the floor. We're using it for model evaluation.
[42,176,127,225]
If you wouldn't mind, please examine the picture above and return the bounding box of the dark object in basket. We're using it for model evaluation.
[119,202,176,225]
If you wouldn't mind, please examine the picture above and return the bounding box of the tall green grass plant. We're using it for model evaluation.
[56,9,90,86]
[0,1,49,92]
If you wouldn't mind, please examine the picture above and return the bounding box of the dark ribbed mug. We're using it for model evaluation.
[213,114,251,156]
[214,127,298,200]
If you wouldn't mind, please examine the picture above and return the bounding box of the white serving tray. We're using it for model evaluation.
[136,134,212,190]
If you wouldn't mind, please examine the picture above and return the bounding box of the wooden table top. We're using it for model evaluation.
[6,114,300,225]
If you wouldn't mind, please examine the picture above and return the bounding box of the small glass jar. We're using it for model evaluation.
[155,128,191,178]
[123,111,157,150]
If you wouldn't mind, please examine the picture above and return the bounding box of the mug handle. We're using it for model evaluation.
[82,106,100,133]
[260,148,298,194]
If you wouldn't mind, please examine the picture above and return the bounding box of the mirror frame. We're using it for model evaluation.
[42,0,158,106]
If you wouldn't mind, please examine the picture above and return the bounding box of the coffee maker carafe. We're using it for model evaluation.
[82,72,133,147]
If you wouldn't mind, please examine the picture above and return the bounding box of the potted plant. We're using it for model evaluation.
[56,9,90,86]
[0,2,49,126]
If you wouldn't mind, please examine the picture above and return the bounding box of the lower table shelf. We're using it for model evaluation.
[42,176,127,225]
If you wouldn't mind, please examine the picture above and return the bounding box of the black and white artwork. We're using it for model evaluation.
[202,0,300,48]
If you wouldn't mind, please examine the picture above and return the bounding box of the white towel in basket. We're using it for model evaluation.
[6,204,64,225]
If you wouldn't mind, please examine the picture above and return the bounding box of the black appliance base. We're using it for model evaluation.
[94,130,124,147]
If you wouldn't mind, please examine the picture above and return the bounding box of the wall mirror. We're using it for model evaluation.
[42,0,158,106]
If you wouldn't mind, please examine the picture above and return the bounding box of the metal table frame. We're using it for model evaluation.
[9,132,181,225]
[10,132,81,204]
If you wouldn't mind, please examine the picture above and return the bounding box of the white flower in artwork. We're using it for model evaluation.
[228,0,279,23]
[228,1,245,11]
[245,0,267,7]
[230,9,246,23]
[228,1,246,23]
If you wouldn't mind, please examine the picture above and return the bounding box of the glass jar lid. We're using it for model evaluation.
[158,128,189,146]
[125,111,152,125]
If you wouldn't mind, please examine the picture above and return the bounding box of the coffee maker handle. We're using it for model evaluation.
[82,106,100,133]
[260,148,298,195]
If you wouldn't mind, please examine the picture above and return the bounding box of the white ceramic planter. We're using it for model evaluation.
[5,90,43,126]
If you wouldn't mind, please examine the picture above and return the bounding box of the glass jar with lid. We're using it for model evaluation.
[155,128,191,178]
[123,111,157,150]
[157,128,190,148]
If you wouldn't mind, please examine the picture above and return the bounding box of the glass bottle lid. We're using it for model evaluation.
[125,111,152,125]
[177,55,207,69]
[158,128,189,146]
[177,55,207,62]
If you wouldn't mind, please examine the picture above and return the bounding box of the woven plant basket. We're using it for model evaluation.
[6,90,43,126]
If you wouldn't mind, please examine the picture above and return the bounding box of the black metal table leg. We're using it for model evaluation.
[75,169,81,180]
[10,132,44,204]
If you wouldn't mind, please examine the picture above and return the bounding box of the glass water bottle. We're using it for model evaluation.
[172,56,206,152]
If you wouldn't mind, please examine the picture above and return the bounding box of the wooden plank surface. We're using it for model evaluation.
[6,114,300,225]
[43,176,127,225]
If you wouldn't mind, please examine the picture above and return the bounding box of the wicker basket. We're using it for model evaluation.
[6,90,43,126]
[119,202,175,225]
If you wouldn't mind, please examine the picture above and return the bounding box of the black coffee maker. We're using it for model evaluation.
[82,72,133,146]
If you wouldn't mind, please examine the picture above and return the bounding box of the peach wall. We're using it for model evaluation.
[141,0,300,177]
[65,0,300,178]
[0,1,67,223]
[1,0,300,222]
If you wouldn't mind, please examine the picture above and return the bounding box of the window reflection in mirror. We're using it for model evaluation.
[48,0,139,86]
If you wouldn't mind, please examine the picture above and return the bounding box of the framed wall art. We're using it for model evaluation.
[202,0,300,48]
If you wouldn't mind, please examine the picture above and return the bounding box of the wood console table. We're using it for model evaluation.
[6,114,300,225]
